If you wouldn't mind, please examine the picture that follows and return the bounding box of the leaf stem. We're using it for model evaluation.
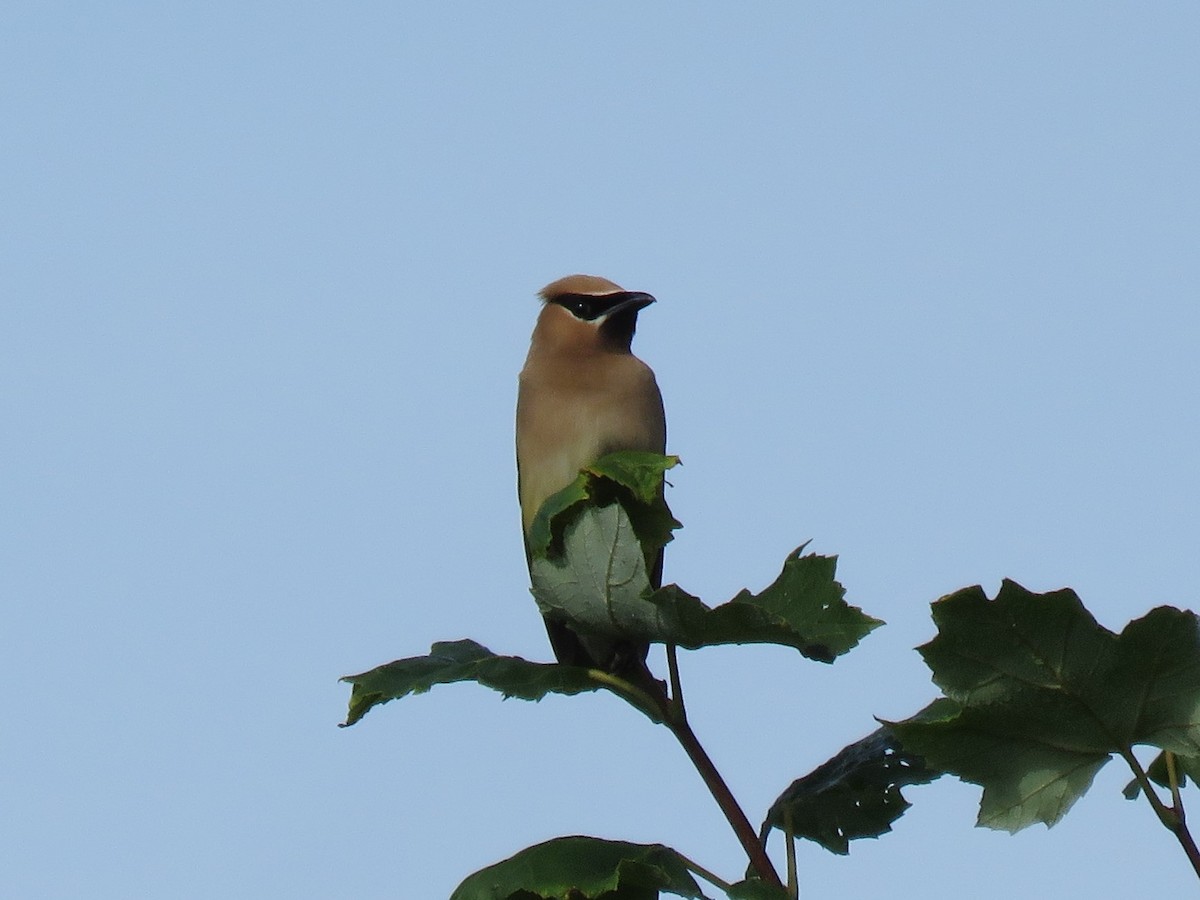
[672,851,733,895]
[666,643,686,720]
[784,809,798,900]
[585,669,667,724]
[1121,748,1200,880]
[1167,751,1184,816]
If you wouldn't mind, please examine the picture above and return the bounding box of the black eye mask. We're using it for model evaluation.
[551,291,654,322]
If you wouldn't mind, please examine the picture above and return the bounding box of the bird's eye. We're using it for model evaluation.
[558,296,597,319]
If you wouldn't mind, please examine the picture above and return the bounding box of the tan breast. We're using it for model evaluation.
[516,353,665,532]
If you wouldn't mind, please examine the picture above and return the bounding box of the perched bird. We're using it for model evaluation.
[517,274,666,683]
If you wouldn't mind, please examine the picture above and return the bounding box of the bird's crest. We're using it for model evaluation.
[539,274,625,301]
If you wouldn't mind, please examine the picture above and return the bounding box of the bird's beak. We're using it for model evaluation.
[604,292,656,318]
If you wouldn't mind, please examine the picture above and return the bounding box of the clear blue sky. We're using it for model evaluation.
[4,4,1199,898]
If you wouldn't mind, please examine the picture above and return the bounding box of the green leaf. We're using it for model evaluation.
[650,548,882,662]
[527,451,681,566]
[762,727,939,854]
[531,504,673,644]
[449,836,710,900]
[586,451,680,504]
[534,523,881,662]
[340,640,664,727]
[527,476,591,561]
[890,581,1200,831]
[527,451,879,661]
[892,698,1108,832]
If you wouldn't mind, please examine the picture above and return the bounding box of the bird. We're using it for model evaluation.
[517,274,666,687]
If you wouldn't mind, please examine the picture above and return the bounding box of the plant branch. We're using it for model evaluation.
[598,656,783,888]
[1122,749,1177,827]
[665,713,784,889]
[1121,748,1200,879]
[1170,807,1200,880]
[589,661,784,887]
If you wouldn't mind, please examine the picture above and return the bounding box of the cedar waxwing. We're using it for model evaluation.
[517,274,666,683]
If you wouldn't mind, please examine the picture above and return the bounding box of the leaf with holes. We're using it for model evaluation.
[763,727,939,854]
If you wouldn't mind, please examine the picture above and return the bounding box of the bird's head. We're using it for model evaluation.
[533,274,656,354]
